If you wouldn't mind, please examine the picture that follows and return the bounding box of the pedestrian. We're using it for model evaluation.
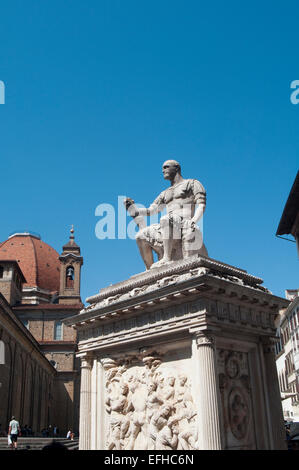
[8,416,21,450]
[66,430,71,440]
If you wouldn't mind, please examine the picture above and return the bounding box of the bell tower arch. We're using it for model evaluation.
[59,226,83,305]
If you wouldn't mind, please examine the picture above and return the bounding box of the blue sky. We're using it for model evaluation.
[0,0,298,303]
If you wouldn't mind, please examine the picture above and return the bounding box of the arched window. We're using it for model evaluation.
[54,321,63,341]
[66,265,74,288]
[0,340,5,364]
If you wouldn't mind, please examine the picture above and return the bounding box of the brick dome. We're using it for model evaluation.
[0,232,60,292]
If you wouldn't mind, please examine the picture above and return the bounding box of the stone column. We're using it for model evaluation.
[90,357,98,450]
[97,359,105,449]
[192,331,222,450]
[79,355,93,450]
[262,339,287,450]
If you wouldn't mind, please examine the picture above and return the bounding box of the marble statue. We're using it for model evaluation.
[124,160,208,269]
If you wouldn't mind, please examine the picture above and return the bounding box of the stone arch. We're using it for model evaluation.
[40,371,48,429]
[22,358,33,427]
[11,349,23,421]
[0,337,11,427]
[32,367,41,433]
[66,265,75,288]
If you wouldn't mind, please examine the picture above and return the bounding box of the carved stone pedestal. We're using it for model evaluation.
[65,255,288,450]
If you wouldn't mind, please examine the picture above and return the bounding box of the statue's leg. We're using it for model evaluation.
[136,235,154,270]
[161,217,173,261]
[135,224,164,269]
[153,246,163,260]
[151,216,173,267]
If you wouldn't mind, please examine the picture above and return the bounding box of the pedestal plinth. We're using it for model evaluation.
[66,255,289,450]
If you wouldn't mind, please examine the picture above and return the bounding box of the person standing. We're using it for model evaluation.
[8,416,21,450]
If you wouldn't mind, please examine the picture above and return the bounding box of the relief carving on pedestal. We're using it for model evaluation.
[228,387,249,440]
[218,350,255,449]
[102,351,198,450]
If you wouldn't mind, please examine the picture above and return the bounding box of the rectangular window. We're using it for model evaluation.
[54,321,63,341]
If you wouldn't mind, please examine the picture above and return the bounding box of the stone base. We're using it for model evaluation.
[65,255,289,450]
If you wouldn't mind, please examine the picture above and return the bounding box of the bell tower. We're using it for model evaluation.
[59,226,83,305]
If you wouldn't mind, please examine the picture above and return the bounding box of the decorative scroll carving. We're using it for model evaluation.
[217,349,254,449]
[194,332,215,349]
[103,352,198,450]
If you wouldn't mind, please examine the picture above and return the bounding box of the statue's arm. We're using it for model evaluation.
[186,180,206,227]
[192,202,205,224]
[124,193,165,218]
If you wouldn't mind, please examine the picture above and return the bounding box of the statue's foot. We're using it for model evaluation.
[150,258,172,269]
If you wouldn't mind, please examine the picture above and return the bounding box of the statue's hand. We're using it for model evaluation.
[124,197,135,210]
[183,219,196,231]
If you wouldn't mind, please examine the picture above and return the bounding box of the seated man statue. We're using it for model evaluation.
[124,160,208,270]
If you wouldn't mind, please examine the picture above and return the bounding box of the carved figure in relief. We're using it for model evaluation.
[148,404,173,450]
[177,425,198,450]
[163,375,176,404]
[104,356,199,450]
[146,381,164,423]
[106,382,131,450]
[229,389,249,440]
[155,416,179,450]
[177,375,196,417]
[154,371,165,393]
[126,371,148,450]
[176,374,187,404]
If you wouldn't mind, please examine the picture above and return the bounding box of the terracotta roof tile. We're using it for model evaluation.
[0,234,60,292]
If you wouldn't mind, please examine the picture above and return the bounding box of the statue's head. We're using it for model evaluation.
[178,374,187,386]
[148,381,157,392]
[120,383,129,395]
[167,375,175,386]
[161,405,172,417]
[162,160,181,180]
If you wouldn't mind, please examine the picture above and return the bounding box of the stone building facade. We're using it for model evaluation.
[0,278,55,434]
[0,229,83,435]
[275,171,299,422]
[276,170,299,256]
[276,291,299,421]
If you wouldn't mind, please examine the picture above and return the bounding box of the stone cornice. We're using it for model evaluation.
[86,255,263,305]
[65,263,287,329]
